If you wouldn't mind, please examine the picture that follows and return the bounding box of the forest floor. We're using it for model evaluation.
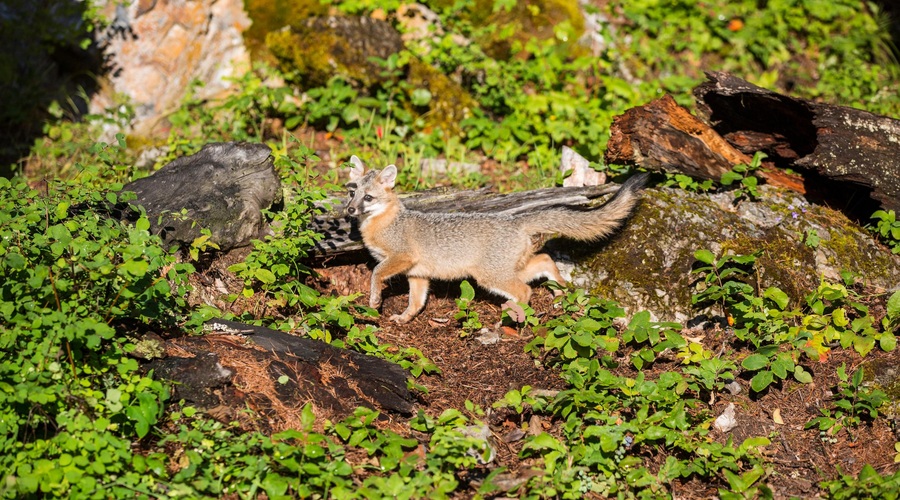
[182,248,900,499]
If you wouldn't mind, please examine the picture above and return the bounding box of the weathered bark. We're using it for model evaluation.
[605,94,750,179]
[311,183,622,256]
[146,319,415,424]
[604,94,805,193]
[694,71,900,212]
[123,142,282,251]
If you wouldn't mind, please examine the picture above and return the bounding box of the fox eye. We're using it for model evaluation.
[363,194,373,202]
[348,190,355,197]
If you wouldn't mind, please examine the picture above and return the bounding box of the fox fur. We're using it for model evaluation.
[345,155,647,323]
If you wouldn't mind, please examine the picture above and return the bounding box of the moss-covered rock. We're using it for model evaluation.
[266,16,405,88]
[425,0,585,59]
[406,59,478,137]
[548,185,900,323]
[264,13,480,137]
[243,0,329,60]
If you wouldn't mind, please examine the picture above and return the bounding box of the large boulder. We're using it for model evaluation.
[266,14,478,137]
[553,185,900,323]
[89,0,252,136]
[123,142,281,252]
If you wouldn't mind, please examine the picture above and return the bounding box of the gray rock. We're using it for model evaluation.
[123,142,281,252]
[419,158,481,178]
[553,185,900,322]
[714,403,737,433]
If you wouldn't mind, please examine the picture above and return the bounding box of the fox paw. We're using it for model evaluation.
[369,296,382,309]
[389,314,413,324]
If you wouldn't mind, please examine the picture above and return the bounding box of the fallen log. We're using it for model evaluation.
[604,94,805,192]
[694,71,900,212]
[311,183,622,256]
[145,319,415,430]
[605,94,750,179]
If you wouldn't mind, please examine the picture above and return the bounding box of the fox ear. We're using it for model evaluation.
[348,155,366,181]
[378,165,398,188]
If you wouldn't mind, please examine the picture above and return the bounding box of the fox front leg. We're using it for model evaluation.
[369,275,383,309]
[368,256,414,311]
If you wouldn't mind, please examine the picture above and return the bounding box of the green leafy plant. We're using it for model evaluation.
[822,465,900,500]
[662,173,715,192]
[454,280,483,335]
[525,289,624,363]
[0,161,193,496]
[691,248,760,322]
[620,310,686,370]
[720,152,766,201]
[805,364,887,440]
[800,281,897,359]
[805,229,821,248]
[870,209,900,254]
[720,464,772,500]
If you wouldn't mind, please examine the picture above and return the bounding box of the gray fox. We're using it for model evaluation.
[345,156,647,323]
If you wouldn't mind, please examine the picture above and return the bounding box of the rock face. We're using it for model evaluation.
[90,0,251,136]
[552,185,900,323]
[123,142,281,251]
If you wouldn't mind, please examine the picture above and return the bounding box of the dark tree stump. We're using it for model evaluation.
[694,71,900,212]
[123,142,282,251]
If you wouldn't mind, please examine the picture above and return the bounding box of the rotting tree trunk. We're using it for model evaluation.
[694,71,900,212]
[604,94,805,193]
[146,319,415,427]
[311,183,622,256]
[605,94,751,179]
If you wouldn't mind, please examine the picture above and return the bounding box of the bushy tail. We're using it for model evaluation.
[518,173,648,241]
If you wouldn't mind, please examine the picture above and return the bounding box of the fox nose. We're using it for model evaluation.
[347,206,356,215]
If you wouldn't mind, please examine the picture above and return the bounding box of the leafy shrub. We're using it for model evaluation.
[870,209,900,254]
[0,159,193,495]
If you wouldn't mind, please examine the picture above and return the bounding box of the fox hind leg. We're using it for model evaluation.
[481,278,532,305]
[519,253,566,296]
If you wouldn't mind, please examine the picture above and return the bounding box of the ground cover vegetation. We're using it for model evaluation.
[4,0,900,498]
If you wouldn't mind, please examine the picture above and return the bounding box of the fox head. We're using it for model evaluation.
[345,155,398,219]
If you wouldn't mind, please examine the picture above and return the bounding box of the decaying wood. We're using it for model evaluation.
[147,319,415,421]
[604,94,805,193]
[311,183,622,256]
[695,71,900,212]
[605,94,751,179]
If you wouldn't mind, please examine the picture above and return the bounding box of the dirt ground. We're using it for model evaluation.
[175,250,900,498]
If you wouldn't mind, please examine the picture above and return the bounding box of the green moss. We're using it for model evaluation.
[244,0,328,61]
[266,16,404,89]
[406,60,479,138]
[820,225,895,282]
[266,28,379,88]
[427,0,585,59]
